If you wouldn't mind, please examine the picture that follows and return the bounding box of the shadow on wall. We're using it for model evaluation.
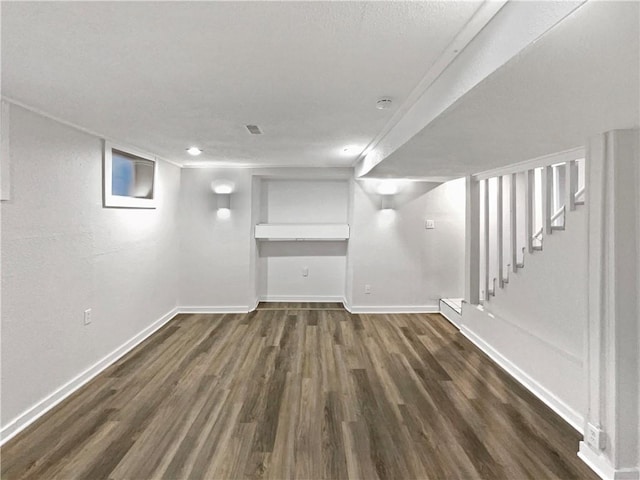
[358,179,443,210]
[259,241,347,257]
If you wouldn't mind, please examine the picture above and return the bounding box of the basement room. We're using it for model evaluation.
[1,1,639,479]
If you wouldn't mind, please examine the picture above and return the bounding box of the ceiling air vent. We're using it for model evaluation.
[245,124,262,135]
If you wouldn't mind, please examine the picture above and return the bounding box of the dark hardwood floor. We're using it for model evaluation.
[1,305,597,480]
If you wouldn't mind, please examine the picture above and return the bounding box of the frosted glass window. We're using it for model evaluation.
[103,142,157,208]
[111,150,154,199]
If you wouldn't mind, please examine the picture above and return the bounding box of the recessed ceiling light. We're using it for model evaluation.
[186,147,202,156]
[376,97,393,110]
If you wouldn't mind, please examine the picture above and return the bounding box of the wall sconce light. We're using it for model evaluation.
[380,194,395,210]
[217,193,231,210]
[211,180,234,218]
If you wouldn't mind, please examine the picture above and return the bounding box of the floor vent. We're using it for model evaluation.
[245,124,262,135]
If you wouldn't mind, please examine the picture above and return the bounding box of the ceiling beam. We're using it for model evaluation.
[354,0,586,178]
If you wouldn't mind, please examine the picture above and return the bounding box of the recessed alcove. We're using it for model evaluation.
[254,178,350,303]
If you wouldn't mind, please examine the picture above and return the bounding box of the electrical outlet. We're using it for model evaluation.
[425,219,435,229]
[83,308,92,326]
[364,284,371,294]
[586,423,605,451]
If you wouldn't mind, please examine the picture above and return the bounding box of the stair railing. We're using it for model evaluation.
[531,204,566,247]
[474,147,586,303]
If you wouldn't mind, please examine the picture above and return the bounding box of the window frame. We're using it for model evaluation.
[103,141,158,209]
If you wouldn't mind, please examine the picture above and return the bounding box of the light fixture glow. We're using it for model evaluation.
[217,208,231,219]
[186,147,202,156]
[375,179,410,196]
[377,183,399,195]
[211,180,235,194]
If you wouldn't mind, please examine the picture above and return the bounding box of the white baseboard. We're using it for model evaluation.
[344,304,439,314]
[0,306,179,446]
[461,324,584,433]
[177,306,252,314]
[250,298,260,312]
[439,300,462,328]
[578,442,640,480]
[258,295,345,303]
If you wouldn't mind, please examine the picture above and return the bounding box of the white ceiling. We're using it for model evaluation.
[1,1,482,168]
[367,0,640,178]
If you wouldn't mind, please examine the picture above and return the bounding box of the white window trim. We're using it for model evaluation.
[103,140,157,209]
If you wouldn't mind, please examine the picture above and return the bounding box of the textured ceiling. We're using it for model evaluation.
[368,0,640,178]
[1,1,481,167]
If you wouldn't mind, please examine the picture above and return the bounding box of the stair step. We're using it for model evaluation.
[575,200,585,206]
[551,225,565,232]
[516,263,525,269]
[532,245,543,251]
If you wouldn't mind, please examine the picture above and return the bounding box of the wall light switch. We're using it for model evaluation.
[302,267,309,277]
[364,284,371,294]
[84,308,92,326]
[425,219,435,229]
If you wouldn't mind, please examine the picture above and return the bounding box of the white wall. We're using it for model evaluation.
[262,179,348,223]
[1,105,181,430]
[347,178,466,310]
[178,167,254,309]
[258,242,347,300]
[463,185,588,431]
[638,146,640,472]
[258,179,348,301]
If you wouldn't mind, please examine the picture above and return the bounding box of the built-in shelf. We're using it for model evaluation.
[254,223,349,241]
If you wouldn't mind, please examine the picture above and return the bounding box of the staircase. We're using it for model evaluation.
[477,150,586,304]
[439,148,586,324]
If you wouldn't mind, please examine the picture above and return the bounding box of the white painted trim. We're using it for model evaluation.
[578,442,640,480]
[439,301,462,329]
[344,304,439,314]
[250,298,260,312]
[258,295,345,304]
[461,324,584,433]
[177,306,252,314]
[251,167,354,179]
[0,97,183,168]
[254,223,349,241]
[0,306,179,446]
[465,176,481,304]
[1,100,11,201]
[474,147,585,181]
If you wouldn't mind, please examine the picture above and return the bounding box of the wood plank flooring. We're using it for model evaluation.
[1,305,597,480]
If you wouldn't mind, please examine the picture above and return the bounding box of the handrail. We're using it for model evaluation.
[532,204,565,240]
[551,204,565,223]
[575,186,586,200]
[473,147,585,181]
